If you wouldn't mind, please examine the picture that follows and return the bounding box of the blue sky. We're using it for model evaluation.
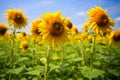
[0,0,120,33]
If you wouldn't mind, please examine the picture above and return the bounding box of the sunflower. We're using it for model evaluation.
[38,11,69,46]
[82,23,89,33]
[65,18,73,29]
[6,9,27,29]
[20,41,29,52]
[30,18,41,36]
[109,29,120,46]
[71,26,78,35]
[87,6,115,35]
[16,31,27,40]
[0,23,8,38]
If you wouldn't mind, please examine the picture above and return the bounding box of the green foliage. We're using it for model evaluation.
[0,35,120,80]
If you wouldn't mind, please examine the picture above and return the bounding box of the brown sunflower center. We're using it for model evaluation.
[67,22,72,29]
[75,28,78,34]
[113,33,120,41]
[35,29,41,35]
[95,12,109,27]
[22,32,26,37]
[14,14,24,24]
[0,27,7,35]
[49,22,64,37]
[23,45,29,50]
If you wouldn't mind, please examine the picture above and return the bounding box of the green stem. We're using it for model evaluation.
[12,29,15,54]
[9,73,11,80]
[60,46,64,65]
[81,40,86,65]
[9,29,16,80]
[90,35,95,80]
[45,45,50,80]
[10,29,16,67]
[32,39,36,64]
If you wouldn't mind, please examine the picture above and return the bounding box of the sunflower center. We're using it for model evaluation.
[22,32,26,37]
[49,22,64,37]
[14,14,24,24]
[113,33,120,41]
[67,22,72,29]
[95,12,109,27]
[75,29,78,34]
[0,27,7,35]
[23,45,29,50]
[35,29,41,35]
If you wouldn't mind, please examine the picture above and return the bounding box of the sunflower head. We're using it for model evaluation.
[65,18,73,29]
[6,9,28,29]
[0,23,8,37]
[16,31,27,40]
[30,18,41,36]
[20,41,29,52]
[109,29,120,46]
[83,23,89,32]
[21,31,27,37]
[87,6,115,35]
[39,11,69,46]
[71,26,78,35]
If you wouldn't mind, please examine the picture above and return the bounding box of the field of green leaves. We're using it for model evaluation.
[0,31,120,80]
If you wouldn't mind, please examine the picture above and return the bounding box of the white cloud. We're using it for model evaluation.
[77,11,86,16]
[115,17,120,22]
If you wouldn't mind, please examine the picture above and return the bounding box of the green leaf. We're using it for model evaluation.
[25,70,40,76]
[32,77,38,80]
[34,65,44,73]
[65,54,76,59]
[90,69,103,79]
[16,57,29,63]
[73,58,83,62]
[8,67,24,75]
[107,69,119,77]
[80,66,90,79]
[80,66,103,79]
[21,77,27,80]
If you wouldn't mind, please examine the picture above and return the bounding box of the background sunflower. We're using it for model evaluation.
[109,29,120,46]
[30,18,41,37]
[0,23,8,38]
[6,9,28,29]
[87,6,115,35]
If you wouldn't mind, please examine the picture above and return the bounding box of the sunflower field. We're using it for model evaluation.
[0,6,120,80]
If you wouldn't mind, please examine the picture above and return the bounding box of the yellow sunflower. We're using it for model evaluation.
[6,9,27,29]
[82,23,89,33]
[109,29,120,46]
[71,26,78,35]
[16,31,27,40]
[38,11,69,46]
[0,23,8,38]
[65,18,73,29]
[30,18,41,36]
[87,6,115,35]
[20,31,27,37]
[20,41,29,52]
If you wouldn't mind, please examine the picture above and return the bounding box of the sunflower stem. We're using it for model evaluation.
[32,39,36,64]
[10,29,16,67]
[60,46,64,66]
[45,45,50,80]
[90,34,95,80]
[80,39,86,65]
[9,29,16,80]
